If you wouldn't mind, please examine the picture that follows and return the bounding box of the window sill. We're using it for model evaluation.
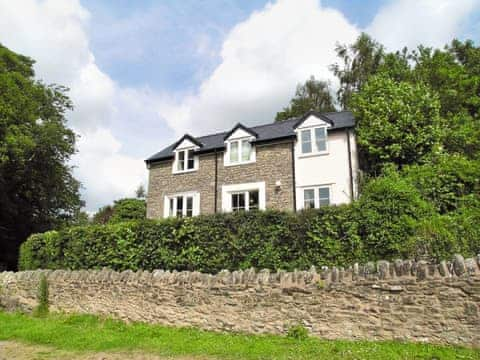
[224,160,256,167]
[298,151,329,159]
[172,168,198,175]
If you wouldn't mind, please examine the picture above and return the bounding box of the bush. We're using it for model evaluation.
[401,154,480,213]
[286,325,309,340]
[353,167,436,260]
[19,184,478,272]
[33,274,49,317]
[92,198,146,225]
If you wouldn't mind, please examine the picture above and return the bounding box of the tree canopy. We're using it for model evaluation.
[350,75,442,175]
[275,76,335,121]
[0,43,81,270]
[92,198,146,225]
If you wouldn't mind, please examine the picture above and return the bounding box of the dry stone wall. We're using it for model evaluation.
[1,254,480,346]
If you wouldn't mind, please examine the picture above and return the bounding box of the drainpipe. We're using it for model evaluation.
[214,148,218,213]
[346,129,354,201]
[291,140,297,212]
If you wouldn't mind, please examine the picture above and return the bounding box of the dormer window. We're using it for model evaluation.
[225,139,255,165]
[171,134,201,174]
[177,149,195,172]
[174,148,198,173]
[300,126,328,155]
[224,123,257,166]
[228,139,252,164]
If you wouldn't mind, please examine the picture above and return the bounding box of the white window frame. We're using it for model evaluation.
[298,126,329,157]
[172,147,199,174]
[164,192,200,218]
[221,182,265,212]
[300,185,331,209]
[224,137,256,166]
[230,189,260,212]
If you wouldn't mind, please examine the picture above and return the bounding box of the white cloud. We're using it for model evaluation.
[158,0,360,137]
[159,0,479,139]
[0,0,147,212]
[367,0,480,50]
[73,128,145,210]
[0,0,477,213]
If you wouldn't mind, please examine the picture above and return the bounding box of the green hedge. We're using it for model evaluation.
[19,203,480,273]
[19,170,480,272]
[20,208,363,272]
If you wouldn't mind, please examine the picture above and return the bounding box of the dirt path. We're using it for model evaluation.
[0,341,212,360]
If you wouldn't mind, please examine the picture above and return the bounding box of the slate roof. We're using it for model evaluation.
[145,110,355,163]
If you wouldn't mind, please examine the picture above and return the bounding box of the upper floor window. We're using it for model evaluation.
[173,149,197,173]
[225,139,255,166]
[300,127,328,155]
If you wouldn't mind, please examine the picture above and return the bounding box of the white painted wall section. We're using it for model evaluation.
[294,114,358,209]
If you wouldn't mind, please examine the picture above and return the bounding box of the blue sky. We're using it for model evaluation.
[0,0,479,212]
[83,0,389,94]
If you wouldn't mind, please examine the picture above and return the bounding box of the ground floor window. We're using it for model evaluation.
[165,192,199,218]
[302,186,330,209]
[231,189,259,212]
[221,182,265,213]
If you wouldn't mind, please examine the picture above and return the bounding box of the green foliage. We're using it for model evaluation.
[18,231,63,270]
[33,274,49,317]
[286,325,309,340]
[92,205,114,225]
[93,198,146,225]
[351,75,442,175]
[401,154,480,213]
[330,33,385,108]
[0,43,81,270]
[109,198,146,223]
[354,167,436,260]
[275,76,336,121]
[19,199,477,273]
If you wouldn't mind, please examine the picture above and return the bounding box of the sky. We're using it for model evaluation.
[0,0,479,212]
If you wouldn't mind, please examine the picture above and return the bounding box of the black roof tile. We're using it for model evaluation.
[145,111,354,163]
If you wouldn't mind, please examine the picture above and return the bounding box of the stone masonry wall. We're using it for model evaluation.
[216,140,294,212]
[147,153,217,218]
[146,141,294,218]
[1,255,479,346]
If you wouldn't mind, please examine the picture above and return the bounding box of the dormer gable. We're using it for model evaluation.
[172,134,202,151]
[293,111,333,130]
[223,123,258,141]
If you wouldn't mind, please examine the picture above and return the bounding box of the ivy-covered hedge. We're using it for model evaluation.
[19,187,480,273]
[20,208,362,272]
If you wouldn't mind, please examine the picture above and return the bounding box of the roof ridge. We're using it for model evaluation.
[193,117,299,140]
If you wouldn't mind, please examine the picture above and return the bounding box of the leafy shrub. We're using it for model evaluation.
[401,154,480,213]
[33,274,49,317]
[286,325,309,340]
[413,200,480,261]
[353,167,435,260]
[19,231,64,270]
[19,193,478,272]
[92,198,146,225]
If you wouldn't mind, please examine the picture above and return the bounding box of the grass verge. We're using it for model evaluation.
[0,311,478,360]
